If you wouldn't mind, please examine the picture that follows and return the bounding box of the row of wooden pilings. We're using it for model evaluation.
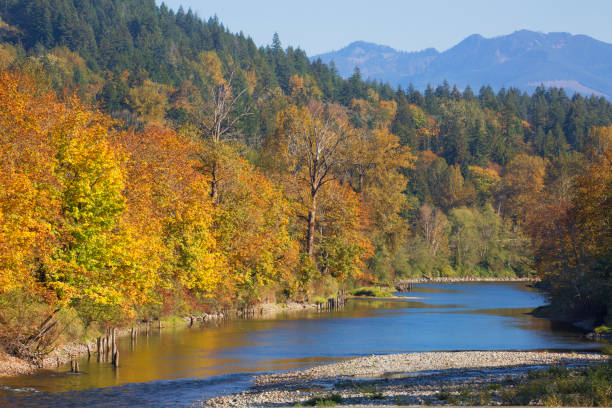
[316,290,347,312]
[95,328,119,369]
[70,322,156,373]
[187,308,263,327]
[394,281,414,292]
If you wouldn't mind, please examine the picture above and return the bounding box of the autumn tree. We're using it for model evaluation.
[114,126,225,315]
[438,164,475,210]
[468,165,501,205]
[347,125,414,279]
[0,71,58,298]
[0,70,155,332]
[128,79,170,124]
[316,181,373,283]
[277,101,351,257]
[417,204,449,258]
[196,73,250,202]
[212,152,299,306]
[497,154,547,225]
[48,102,137,322]
[531,148,611,321]
[585,125,612,160]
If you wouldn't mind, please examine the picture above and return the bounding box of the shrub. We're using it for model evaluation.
[303,393,343,406]
[0,290,84,365]
[349,287,393,298]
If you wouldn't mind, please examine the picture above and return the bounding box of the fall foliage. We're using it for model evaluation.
[0,0,611,359]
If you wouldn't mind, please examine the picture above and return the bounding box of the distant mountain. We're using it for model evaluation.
[313,31,612,98]
[315,41,439,86]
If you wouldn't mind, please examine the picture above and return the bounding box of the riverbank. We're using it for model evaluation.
[0,301,318,377]
[203,351,609,407]
[0,340,97,377]
[397,276,536,284]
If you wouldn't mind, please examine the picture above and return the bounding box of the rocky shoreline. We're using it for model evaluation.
[203,351,608,407]
[0,340,98,377]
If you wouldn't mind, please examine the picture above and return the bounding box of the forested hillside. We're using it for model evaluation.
[0,0,609,359]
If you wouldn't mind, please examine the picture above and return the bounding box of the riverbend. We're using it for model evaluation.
[0,283,602,407]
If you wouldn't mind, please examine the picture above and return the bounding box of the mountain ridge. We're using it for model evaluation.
[313,30,612,98]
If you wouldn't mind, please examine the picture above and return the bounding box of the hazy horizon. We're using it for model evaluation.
[158,0,612,55]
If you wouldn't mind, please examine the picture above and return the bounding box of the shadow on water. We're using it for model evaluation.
[0,282,599,407]
[0,372,257,408]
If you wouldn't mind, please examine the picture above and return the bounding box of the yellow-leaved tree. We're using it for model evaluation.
[47,100,153,323]
[115,126,225,316]
[211,148,299,306]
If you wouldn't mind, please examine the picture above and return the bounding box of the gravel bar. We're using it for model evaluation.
[202,351,608,407]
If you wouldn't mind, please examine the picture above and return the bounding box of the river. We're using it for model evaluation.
[0,282,596,407]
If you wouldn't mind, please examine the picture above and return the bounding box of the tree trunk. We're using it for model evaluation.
[211,160,219,202]
[306,194,317,258]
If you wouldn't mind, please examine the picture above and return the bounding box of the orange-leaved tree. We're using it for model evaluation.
[211,149,299,306]
[531,148,611,320]
[0,70,58,299]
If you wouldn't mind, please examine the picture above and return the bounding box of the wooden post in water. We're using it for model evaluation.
[105,329,110,354]
[112,349,119,367]
[111,327,118,367]
[111,328,116,361]
[97,337,101,362]
[70,358,79,373]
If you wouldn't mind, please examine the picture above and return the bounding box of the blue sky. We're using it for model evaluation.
[158,0,612,55]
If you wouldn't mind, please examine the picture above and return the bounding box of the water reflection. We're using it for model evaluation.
[0,282,597,406]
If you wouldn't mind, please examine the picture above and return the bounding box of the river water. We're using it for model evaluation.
[0,282,596,407]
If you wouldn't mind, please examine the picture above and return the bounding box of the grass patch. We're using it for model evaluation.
[436,389,451,400]
[444,364,612,406]
[349,286,393,298]
[302,393,343,406]
[594,325,611,335]
[437,387,493,405]
[503,363,612,406]
[353,383,385,399]
[160,314,187,327]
